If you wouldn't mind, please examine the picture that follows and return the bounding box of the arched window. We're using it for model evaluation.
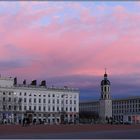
[104,86,106,92]
[101,94,103,99]
[101,87,103,91]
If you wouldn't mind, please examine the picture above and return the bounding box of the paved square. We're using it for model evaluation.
[0,124,140,139]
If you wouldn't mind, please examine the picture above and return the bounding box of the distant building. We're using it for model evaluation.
[0,76,79,124]
[80,71,140,124]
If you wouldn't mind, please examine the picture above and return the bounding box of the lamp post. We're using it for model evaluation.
[13,92,17,124]
[61,94,67,124]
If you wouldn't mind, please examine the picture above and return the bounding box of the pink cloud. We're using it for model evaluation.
[0,2,140,80]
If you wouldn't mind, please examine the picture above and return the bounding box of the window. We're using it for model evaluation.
[3,92,5,95]
[19,106,22,111]
[39,94,41,97]
[57,99,59,104]
[8,98,11,102]
[57,107,59,111]
[43,106,46,111]
[52,99,55,104]
[39,106,41,111]
[14,98,16,102]
[3,105,5,110]
[61,107,64,111]
[24,106,27,110]
[24,92,26,96]
[29,98,32,103]
[43,95,46,97]
[74,107,76,111]
[48,99,50,103]
[53,94,55,97]
[52,106,55,111]
[39,99,41,103]
[14,106,16,111]
[20,92,22,96]
[3,97,5,102]
[34,98,36,103]
[66,107,68,111]
[48,94,50,97]
[74,100,76,104]
[24,98,26,103]
[48,106,50,111]
[70,100,72,104]
[70,107,72,111]
[104,87,106,92]
[29,94,31,96]
[19,98,22,103]
[29,106,31,110]
[43,99,46,103]
[61,100,64,104]
[9,92,11,95]
[66,100,68,104]
[128,116,131,121]
[34,106,36,111]
[9,105,11,110]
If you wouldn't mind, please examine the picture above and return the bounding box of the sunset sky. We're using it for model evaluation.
[0,1,140,100]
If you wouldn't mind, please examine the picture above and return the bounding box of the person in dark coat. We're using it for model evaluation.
[22,118,25,127]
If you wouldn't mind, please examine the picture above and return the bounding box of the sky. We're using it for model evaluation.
[0,1,140,101]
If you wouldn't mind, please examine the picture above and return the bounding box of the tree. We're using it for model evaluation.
[79,111,99,123]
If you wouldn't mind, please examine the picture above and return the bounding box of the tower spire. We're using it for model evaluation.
[105,68,107,74]
[104,68,107,78]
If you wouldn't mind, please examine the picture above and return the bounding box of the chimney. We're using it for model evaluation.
[14,77,17,85]
[23,80,26,85]
[40,80,46,86]
[31,80,37,86]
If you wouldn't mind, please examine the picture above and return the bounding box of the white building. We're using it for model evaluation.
[112,96,140,124]
[80,71,140,124]
[0,76,79,124]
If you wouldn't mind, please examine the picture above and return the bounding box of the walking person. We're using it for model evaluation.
[22,118,25,127]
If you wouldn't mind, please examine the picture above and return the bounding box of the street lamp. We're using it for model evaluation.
[60,94,66,124]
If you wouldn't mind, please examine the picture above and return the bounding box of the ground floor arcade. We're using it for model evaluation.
[0,111,79,124]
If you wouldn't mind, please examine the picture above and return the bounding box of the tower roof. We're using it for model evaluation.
[101,69,110,85]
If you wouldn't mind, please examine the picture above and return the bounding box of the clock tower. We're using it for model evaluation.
[99,69,112,122]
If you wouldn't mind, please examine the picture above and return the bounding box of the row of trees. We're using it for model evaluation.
[79,111,99,123]
[79,111,114,124]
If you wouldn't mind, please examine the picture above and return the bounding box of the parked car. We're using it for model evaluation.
[124,121,132,125]
[113,120,119,124]
[119,121,123,124]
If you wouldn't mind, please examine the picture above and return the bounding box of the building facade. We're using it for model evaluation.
[80,71,140,124]
[0,76,79,124]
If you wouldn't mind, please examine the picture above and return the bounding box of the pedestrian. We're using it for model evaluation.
[22,118,25,127]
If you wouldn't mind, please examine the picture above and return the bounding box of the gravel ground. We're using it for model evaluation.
[0,124,140,134]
